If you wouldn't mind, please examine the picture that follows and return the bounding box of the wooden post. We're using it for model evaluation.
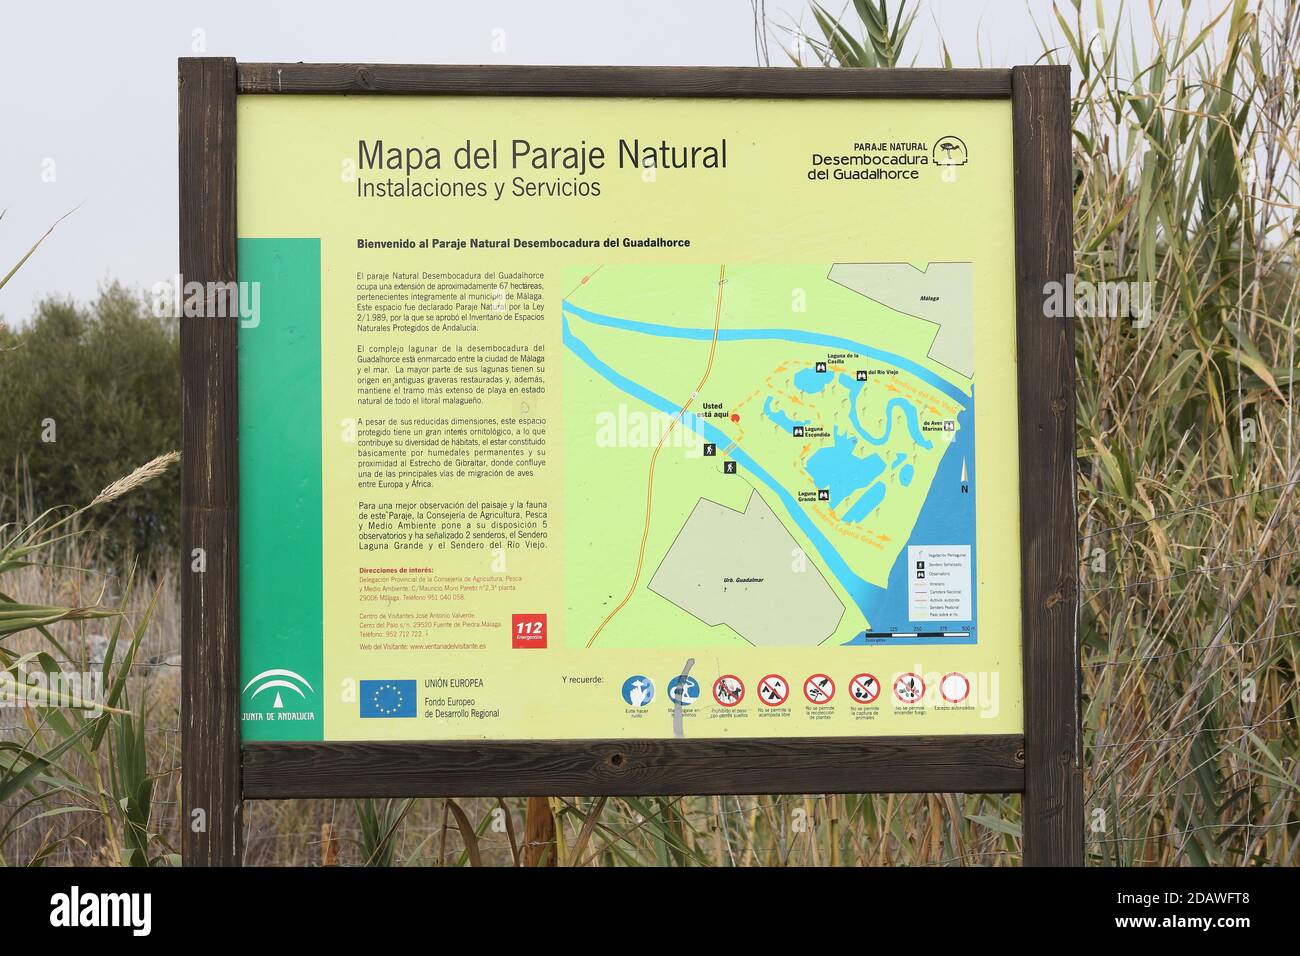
[523,797,558,866]
[1011,64,1084,866]
[179,56,243,867]
[320,822,340,866]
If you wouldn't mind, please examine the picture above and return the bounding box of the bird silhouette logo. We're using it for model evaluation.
[932,135,969,166]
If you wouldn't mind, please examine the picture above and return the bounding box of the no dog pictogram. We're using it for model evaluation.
[712,674,745,707]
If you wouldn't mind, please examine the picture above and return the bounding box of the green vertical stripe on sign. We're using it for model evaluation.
[237,238,324,741]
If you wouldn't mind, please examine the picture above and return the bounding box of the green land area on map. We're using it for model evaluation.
[563,263,975,650]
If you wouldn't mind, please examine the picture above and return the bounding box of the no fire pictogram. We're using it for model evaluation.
[893,673,925,704]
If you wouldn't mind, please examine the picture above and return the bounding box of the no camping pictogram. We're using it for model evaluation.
[758,674,789,706]
[712,674,745,707]
[803,674,835,704]
[849,673,880,704]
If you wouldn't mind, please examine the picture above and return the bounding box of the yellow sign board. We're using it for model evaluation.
[236,94,1022,742]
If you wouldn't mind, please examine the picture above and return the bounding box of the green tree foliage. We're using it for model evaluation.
[0,285,178,556]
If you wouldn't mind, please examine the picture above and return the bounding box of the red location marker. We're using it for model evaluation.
[730,413,740,423]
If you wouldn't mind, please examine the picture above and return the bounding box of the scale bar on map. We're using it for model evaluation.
[859,631,965,639]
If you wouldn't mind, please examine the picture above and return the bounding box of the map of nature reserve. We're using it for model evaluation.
[565,262,977,650]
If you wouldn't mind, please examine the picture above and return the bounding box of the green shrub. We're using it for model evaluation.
[0,285,179,557]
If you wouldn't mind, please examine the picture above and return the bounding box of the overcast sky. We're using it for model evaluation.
[0,0,1241,321]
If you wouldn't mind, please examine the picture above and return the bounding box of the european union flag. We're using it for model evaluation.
[360,680,417,718]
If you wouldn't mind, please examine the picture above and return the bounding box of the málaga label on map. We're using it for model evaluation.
[565,262,977,650]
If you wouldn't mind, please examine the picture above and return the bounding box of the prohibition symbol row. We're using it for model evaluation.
[714,672,972,706]
[711,673,810,707]
[622,672,973,708]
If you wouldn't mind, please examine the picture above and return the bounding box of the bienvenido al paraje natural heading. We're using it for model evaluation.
[352,137,729,199]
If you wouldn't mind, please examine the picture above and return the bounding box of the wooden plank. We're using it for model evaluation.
[179,56,242,867]
[1011,65,1083,866]
[242,736,1025,799]
[237,63,1011,98]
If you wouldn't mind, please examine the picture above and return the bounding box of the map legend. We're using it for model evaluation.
[907,545,973,621]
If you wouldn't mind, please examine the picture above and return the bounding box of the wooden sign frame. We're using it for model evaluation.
[179,58,1080,867]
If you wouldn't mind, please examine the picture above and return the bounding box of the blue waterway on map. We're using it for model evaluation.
[762,396,807,433]
[841,398,978,646]
[899,463,915,486]
[805,428,886,509]
[838,373,933,450]
[843,482,888,523]
[793,368,830,393]
[561,301,977,645]
[561,301,971,406]
[891,452,908,469]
